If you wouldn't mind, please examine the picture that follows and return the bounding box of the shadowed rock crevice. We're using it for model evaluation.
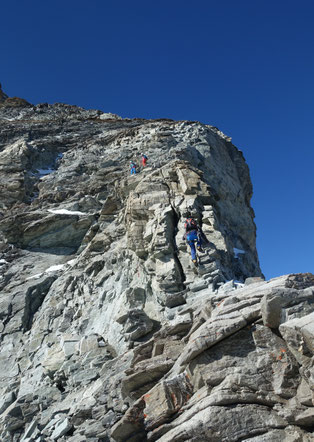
[170,204,186,291]
[22,275,57,331]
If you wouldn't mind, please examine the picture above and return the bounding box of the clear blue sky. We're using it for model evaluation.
[1,0,313,279]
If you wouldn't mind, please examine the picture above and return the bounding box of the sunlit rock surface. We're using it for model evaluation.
[0,87,313,441]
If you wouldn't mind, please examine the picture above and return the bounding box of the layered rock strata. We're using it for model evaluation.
[0,88,313,441]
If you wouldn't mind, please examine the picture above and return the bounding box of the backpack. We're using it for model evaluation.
[142,155,147,160]
[184,218,197,232]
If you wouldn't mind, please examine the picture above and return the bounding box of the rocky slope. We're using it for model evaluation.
[0,85,313,441]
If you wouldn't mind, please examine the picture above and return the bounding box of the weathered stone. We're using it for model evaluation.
[239,427,312,441]
[162,340,185,360]
[164,312,192,336]
[158,291,186,308]
[20,419,38,441]
[175,309,251,367]
[297,378,313,406]
[121,357,174,399]
[151,403,287,441]
[51,417,73,440]
[76,419,107,437]
[121,309,154,341]
[261,293,282,328]
[294,408,314,427]
[143,373,193,431]
[0,391,16,414]
[41,343,65,373]
[78,335,98,355]
[279,312,314,363]
[245,276,265,285]
[60,334,80,357]
[110,396,146,442]
[71,368,99,386]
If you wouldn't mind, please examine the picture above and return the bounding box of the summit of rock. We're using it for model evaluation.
[0,83,8,103]
[0,95,313,441]
[0,83,31,108]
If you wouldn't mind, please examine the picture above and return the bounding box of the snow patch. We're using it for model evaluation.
[45,264,65,273]
[66,259,77,267]
[38,168,55,177]
[48,209,87,216]
[26,263,66,280]
[234,247,245,258]
[0,259,8,265]
[26,273,44,280]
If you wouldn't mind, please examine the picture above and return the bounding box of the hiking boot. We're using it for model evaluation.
[197,246,204,253]
[192,259,198,266]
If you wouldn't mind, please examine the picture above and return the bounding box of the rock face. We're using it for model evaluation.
[0,87,313,441]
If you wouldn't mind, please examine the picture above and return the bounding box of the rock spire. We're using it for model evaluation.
[0,83,31,107]
[0,82,8,102]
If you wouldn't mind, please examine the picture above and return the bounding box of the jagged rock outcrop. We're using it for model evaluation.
[0,84,31,108]
[0,86,313,441]
[0,84,8,103]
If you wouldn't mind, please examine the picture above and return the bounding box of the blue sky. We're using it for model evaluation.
[1,0,313,279]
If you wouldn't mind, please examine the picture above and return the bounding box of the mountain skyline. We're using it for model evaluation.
[1,0,314,279]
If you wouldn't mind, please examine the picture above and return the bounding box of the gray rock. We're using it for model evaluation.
[245,276,265,285]
[20,419,38,441]
[261,293,282,328]
[240,427,312,441]
[60,334,80,357]
[154,403,287,441]
[297,378,313,406]
[121,356,174,400]
[279,312,314,362]
[0,391,16,414]
[51,418,73,440]
[144,373,193,432]
[110,396,146,442]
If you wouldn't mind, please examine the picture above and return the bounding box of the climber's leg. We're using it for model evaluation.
[188,240,197,261]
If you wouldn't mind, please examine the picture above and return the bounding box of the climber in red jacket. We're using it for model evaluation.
[141,153,148,167]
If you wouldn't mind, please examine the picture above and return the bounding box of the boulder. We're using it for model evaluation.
[261,293,282,328]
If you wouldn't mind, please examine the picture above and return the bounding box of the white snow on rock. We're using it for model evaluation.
[38,168,55,177]
[26,264,65,280]
[234,247,245,258]
[45,264,65,273]
[0,259,8,265]
[66,259,77,267]
[26,273,44,280]
[48,209,87,216]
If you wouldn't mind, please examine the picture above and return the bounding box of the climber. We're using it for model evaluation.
[183,217,204,265]
[130,161,137,175]
[141,153,148,167]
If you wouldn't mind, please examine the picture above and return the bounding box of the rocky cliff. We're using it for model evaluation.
[0,86,313,442]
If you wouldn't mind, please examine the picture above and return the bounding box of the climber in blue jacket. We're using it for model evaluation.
[130,161,137,175]
[183,217,204,265]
